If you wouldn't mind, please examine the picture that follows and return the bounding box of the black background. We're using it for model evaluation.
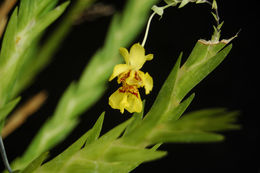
[1,0,258,172]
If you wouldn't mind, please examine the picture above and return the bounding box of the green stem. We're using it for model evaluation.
[141,12,155,47]
[0,137,12,173]
[141,2,175,47]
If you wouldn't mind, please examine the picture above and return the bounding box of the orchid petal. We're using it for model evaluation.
[109,64,131,81]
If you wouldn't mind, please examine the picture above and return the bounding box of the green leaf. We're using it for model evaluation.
[33,113,104,173]
[150,52,182,115]
[143,108,239,145]
[35,119,132,173]
[0,97,20,121]
[105,145,166,163]
[0,8,18,66]
[164,0,178,6]
[151,143,162,151]
[180,108,227,119]
[28,1,70,43]
[177,108,241,131]
[17,0,58,31]
[20,152,49,173]
[61,112,105,158]
[121,53,182,145]
[151,5,164,16]
[174,42,232,102]
[12,0,95,97]
[143,107,239,145]
[11,118,78,171]
[217,21,224,30]
[162,93,195,122]
[36,0,59,17]
[179,0,190,8]
[106,143,165,173]
[81,119,132,158]
[146,108,240,144]
[212,0,218,10]
[211,12,218,22]
[0,0,70,108]
[150,130,224,143]
[0,97,21,131]
[123,102,144,137]
[196,0,207,3]
[183,40,227,68]
[17,0,34,30]
[85,112,105,146]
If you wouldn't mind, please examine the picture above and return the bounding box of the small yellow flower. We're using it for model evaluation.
[109,84,142,113]
[109,43,153,113]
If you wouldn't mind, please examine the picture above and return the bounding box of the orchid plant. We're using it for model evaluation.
[0,0,239,173]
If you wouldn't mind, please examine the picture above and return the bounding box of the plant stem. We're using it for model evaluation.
[141,12,155,47]
[0,137,12,173]
[141,2,175,47]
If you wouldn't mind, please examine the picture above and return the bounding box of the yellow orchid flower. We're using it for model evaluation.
[109,84,142,114]
[108,43,154,113]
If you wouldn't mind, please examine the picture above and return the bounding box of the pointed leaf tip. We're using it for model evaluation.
[179,0,190,8]
[85,112,105,146]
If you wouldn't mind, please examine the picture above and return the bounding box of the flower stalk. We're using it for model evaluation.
[0,137,12,173]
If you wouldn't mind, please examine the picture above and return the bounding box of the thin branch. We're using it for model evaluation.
[0,0,17,38]
[141,12,156,47]
[0,137,13,172]
[74,3,115,23]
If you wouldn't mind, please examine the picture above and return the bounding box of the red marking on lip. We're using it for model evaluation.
[119,88,125,93]
[130,91,139,98]
[119,85,139,98]
[119,71,130,82]
[134,72,142,81]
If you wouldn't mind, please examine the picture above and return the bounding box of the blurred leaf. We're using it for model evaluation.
[20,152,49,173]
[104,145,166,163]
[12,0,96,97]
[0,8,18,66]
[0,97,20,132]
[0,0,69,111]
[149,108,240,144]
[34,118,132,173]
[176,108,241,131]
[212,0,218,10]
[0,97,20,122]
[179,0,190,8]
[27,2,70,43]
[164,0,208,8]
[164,0,178,6]
[29,113,104,173]
[150,130,224,143]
